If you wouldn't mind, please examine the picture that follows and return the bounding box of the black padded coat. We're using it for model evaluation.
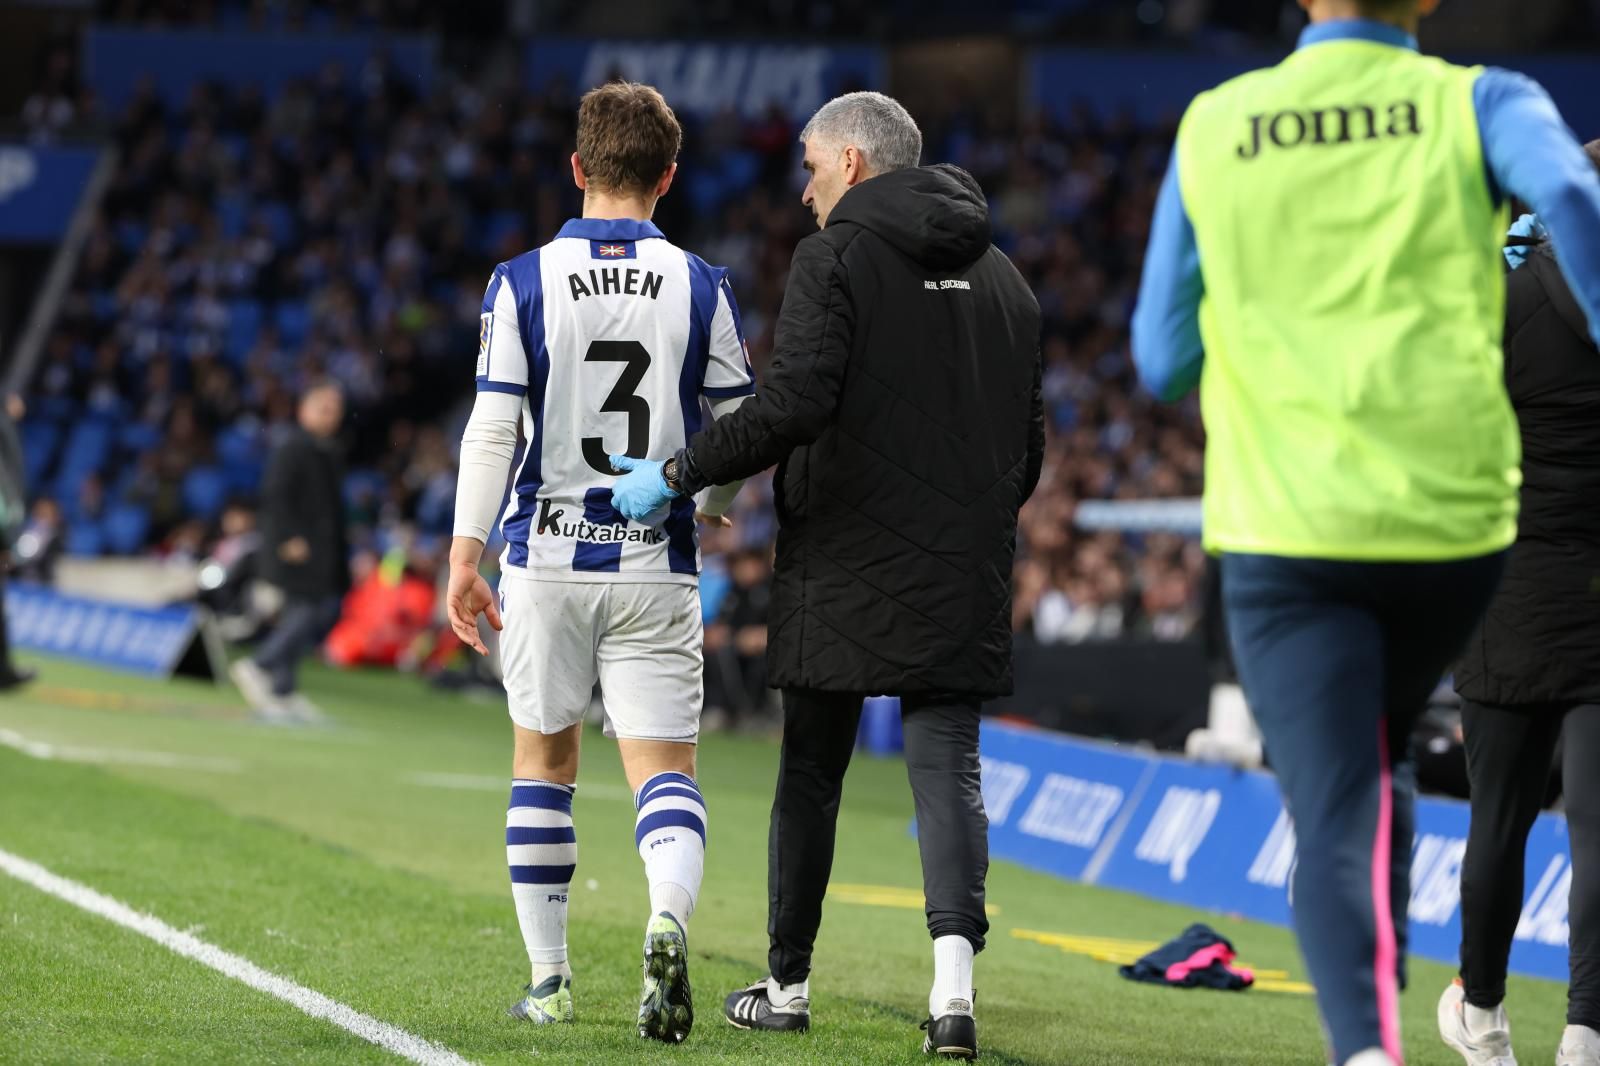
[1455,245,1600,707]
[682,164,1044,697]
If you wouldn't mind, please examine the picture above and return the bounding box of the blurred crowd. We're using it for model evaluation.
[14,38,1207,695]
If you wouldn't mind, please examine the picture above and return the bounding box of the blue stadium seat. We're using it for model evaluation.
[102,503,152,555]
[343,468,386,509]
[257,202,297,247]
[215,426,264,493]
[119,421,163,454]
[182,466,231,520]
[20,421,61,493]
[274,301,311,346]
[52,419,116,498]
[225,298,264,361]
[65,522,106,557]
[216,191,249,238]
[479,211,522,254]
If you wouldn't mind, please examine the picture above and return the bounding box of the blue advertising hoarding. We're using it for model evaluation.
[1029,49,1600,138]
[5,582,205,678]
[0,146,99,244]
[84,27,436,108]
[526,39,886,120]
[977,719,1572,982]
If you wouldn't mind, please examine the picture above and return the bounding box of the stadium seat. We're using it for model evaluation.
[478,211,523,255]
[274,301,311,347]
[215,426,265,493]
[101,503,152,555]
[343,468,387,510]
[216,191,249,238]
[225,299,264,362]
[64,522,105,557]
[257,202,298,247]
[51,419,116,499]
[182,466,231,521]
[119,421,163,454]
[19,421,61,492]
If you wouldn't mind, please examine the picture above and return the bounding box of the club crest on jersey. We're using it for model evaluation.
[590,239,636,260]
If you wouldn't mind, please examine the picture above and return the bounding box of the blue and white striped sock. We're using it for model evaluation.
[507,778,577,982]
[634,771,707,929]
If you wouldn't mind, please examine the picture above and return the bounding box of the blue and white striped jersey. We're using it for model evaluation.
[477,217,754,583]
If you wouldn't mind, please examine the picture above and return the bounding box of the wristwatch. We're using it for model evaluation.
[662,456,684,495]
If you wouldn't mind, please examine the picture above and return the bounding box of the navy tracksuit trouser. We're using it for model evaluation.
[1222,551,1505,1065]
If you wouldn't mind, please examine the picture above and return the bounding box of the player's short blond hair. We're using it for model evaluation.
[576,82,682,196]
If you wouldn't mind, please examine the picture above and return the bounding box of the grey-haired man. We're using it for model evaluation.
[609,91,1043,1059]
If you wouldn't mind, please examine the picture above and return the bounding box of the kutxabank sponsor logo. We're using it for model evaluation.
[535,499,664,545]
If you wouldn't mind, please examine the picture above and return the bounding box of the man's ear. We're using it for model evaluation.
[571,152,587,191]
[654,161,678,199]
[841,145,869,187]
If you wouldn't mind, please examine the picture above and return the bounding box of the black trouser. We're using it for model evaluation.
[767,688,989,984]
[252,594,342,696]
[1459,698,1600,1029]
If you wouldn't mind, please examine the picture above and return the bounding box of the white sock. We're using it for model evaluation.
[767,976,809,1007]
[931,934,975,1016]
[506,779,576,983]
[1464,1000,1506,1035]
[634,772,706,929]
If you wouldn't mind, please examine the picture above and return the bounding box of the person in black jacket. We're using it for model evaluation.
[230,381,350,723]
[611,91,1043,1059]
[1446,140,1600,1066]
[0,393,35,691]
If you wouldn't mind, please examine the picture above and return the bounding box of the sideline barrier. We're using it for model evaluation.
[5,582,226,681]
[978,719,1571,982]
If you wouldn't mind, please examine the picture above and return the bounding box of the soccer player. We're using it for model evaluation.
[1131,2,1600,1065]
[445,81,752,1045]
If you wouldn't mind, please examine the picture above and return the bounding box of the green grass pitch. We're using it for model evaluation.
[0,654,1569,1064]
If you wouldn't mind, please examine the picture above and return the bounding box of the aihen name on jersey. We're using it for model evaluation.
[537,498,666,545]
[568,266,664,302]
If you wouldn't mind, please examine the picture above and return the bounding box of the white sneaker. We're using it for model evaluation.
[1559,1025,1600,1066]
[1439,980,1517,1065]
[229,659,275,710]
[1346,1052,1398,1066]
[280,692,326,725]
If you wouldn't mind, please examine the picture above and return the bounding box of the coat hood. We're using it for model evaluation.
[825,164,992,272]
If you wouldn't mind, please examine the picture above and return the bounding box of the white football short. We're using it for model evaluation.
[497,574,703,742]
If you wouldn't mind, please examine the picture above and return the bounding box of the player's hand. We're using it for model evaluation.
[696,511,732,528]
[609,454,678,523]
[446,562,501,656]
[278,536,311,564]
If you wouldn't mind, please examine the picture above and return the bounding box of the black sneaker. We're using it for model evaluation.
[723,978,810,1032]
[921,998,978,1060]
[638,912,693,1044]
[0,667,36,693]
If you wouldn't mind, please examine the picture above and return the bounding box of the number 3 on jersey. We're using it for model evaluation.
[581,340,652,474]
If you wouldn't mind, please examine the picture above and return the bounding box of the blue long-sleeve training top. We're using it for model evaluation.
[1130,17,1600,403]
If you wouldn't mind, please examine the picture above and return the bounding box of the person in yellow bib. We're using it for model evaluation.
[1131,2,1600,1065]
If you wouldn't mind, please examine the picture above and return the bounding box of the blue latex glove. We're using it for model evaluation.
[1504,212,1548,270]
[609,454,680,523]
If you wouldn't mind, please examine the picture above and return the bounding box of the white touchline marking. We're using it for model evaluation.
[0,728,242,773]
[0,847,477,1066]
[402,771,632,800]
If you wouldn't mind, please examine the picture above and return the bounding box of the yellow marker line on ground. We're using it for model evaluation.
[828,883,1000,916]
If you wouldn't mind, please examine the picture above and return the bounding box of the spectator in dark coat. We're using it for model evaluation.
[1451,140,1600,1064]
[230,381,349,722]
[610,92,1043,1059]
[0,394,35,690]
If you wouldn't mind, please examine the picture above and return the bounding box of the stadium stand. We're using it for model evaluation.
[14,31,1206,644]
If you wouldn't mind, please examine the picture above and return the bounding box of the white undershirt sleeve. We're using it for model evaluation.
[453,390,523,543]
[696,393,751,518]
